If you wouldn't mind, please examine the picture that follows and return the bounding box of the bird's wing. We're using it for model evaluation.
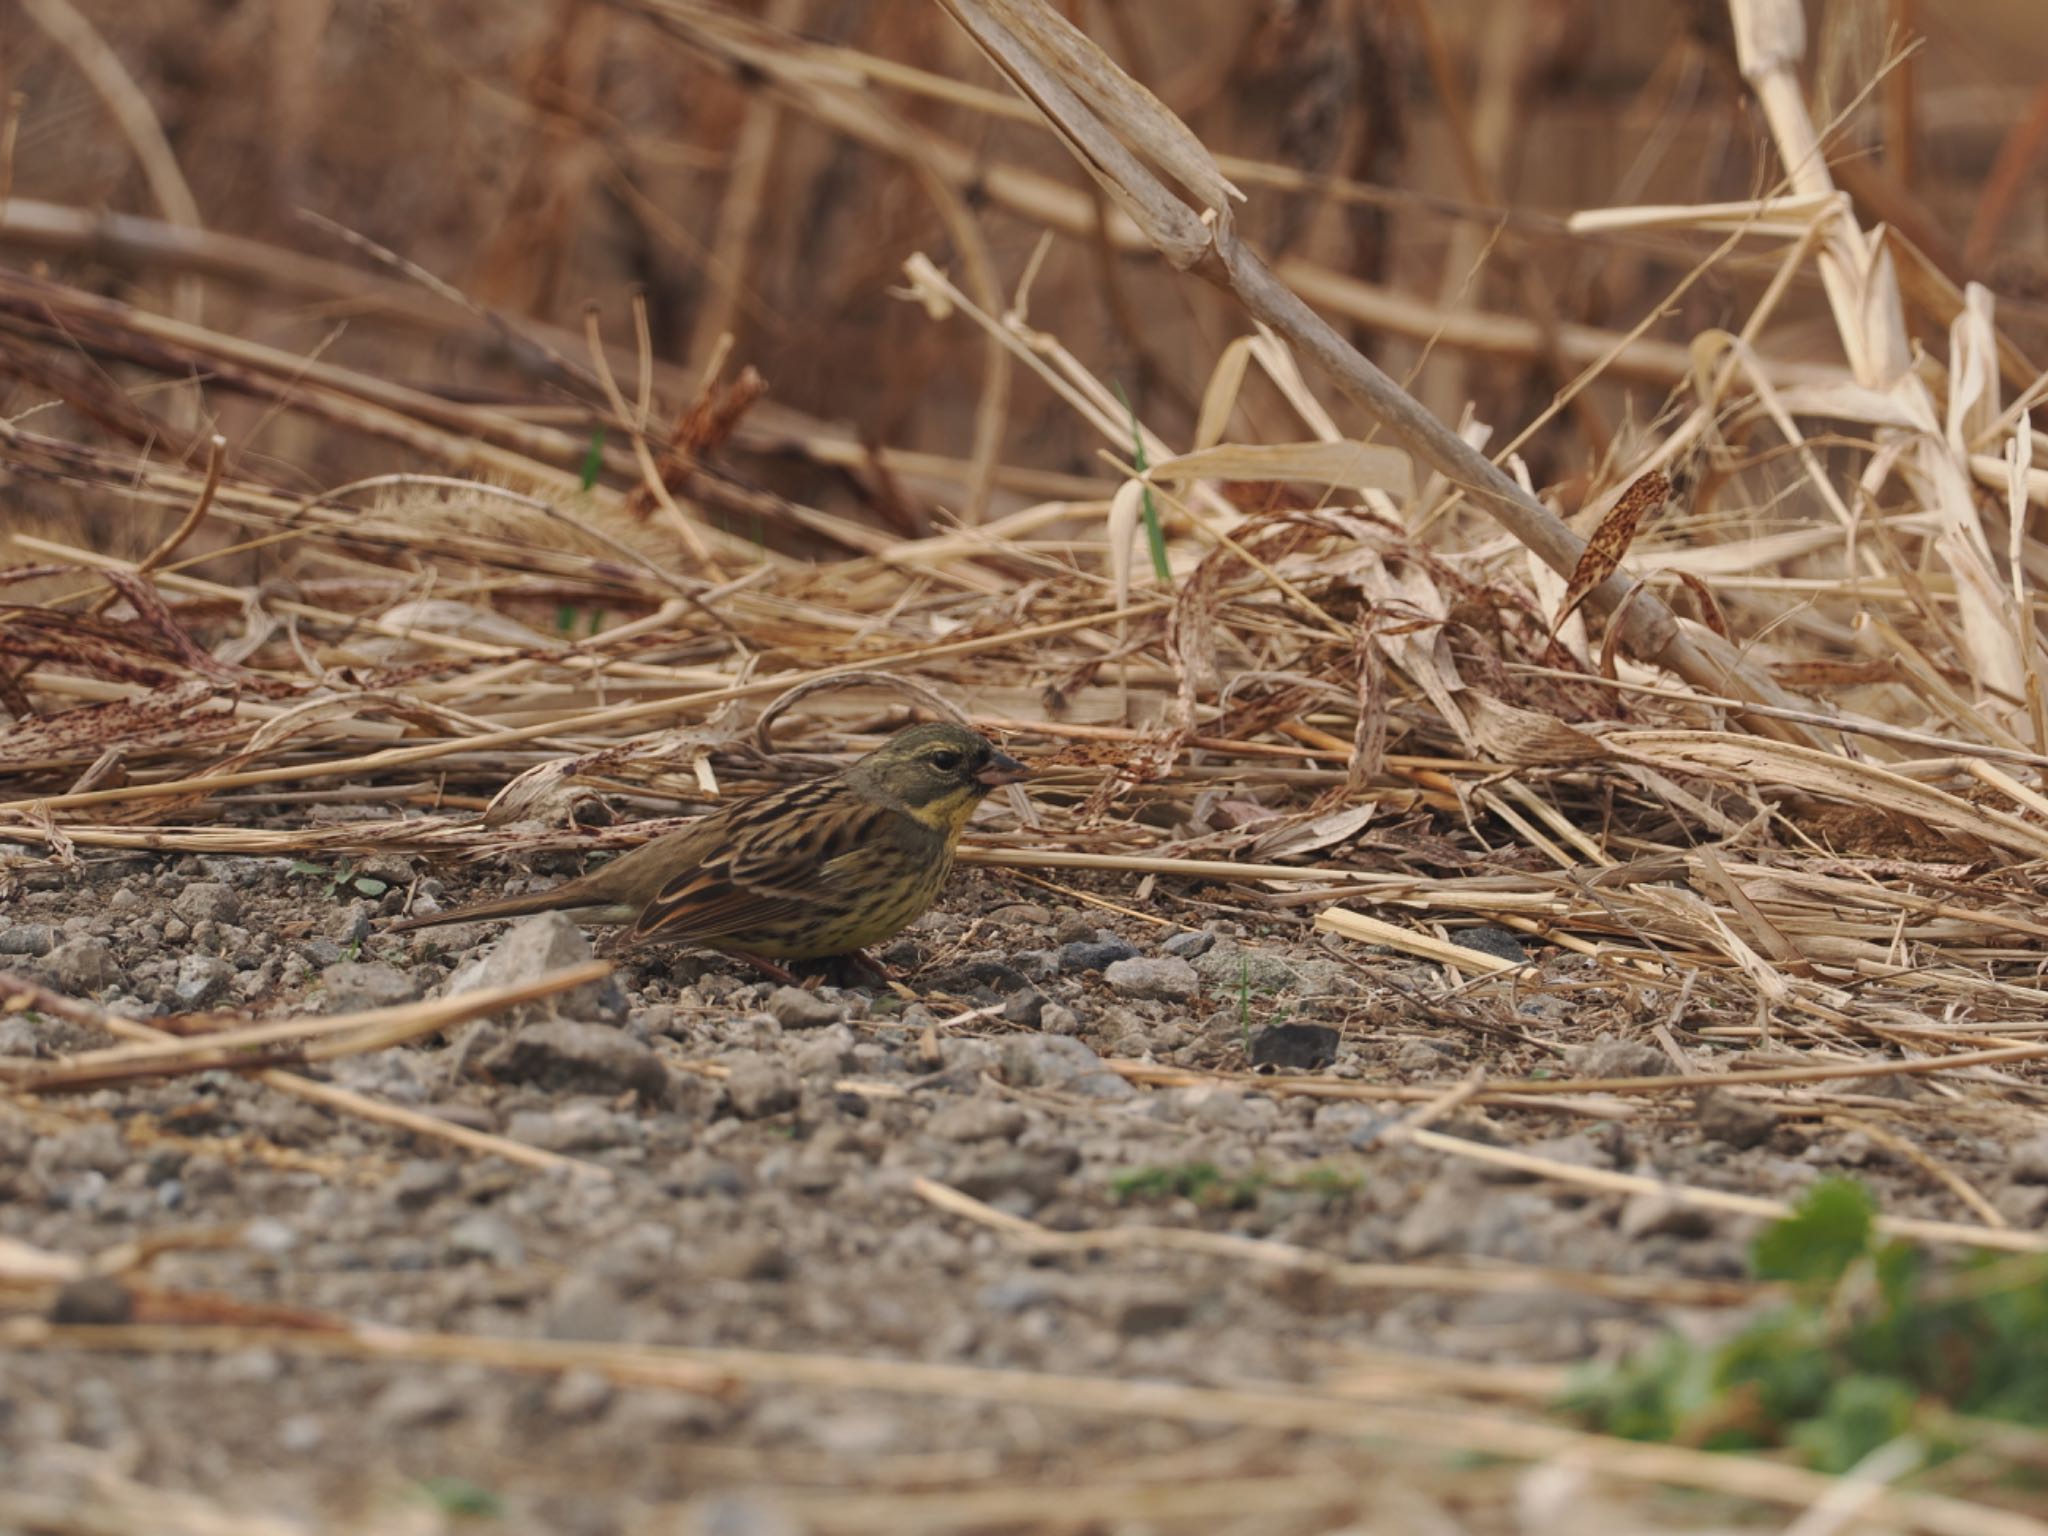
[629,779,896,945]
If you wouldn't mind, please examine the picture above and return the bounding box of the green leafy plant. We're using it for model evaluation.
[1566,1177,2048,1474]
[578,423,607,491]
[1114,380,1172,584]
[290,857,387,903]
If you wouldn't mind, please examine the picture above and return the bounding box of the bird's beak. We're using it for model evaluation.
[975,750,1029,788]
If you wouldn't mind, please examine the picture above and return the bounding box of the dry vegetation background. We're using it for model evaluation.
[7,0,2048,1532]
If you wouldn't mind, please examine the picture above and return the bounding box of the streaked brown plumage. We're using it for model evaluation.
[390,723,1027,961]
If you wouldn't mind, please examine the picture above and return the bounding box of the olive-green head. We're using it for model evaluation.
[850,722,1028,834]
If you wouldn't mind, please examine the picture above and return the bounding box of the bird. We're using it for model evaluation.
[390,722,1028,967]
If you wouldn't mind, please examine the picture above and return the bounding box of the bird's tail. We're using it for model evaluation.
[387,888,619,933]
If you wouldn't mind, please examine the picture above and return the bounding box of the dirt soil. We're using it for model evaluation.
[6,847,2045,1532]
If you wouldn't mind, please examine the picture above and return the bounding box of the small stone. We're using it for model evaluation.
[48,937,118,992]
[49,1276,135,1326]
[1619,1190,1715,1240]
[504,1103,642,1153]
[445,1213,525,1267]
[391,1160,460,1210]
[326,900,373,947]
[173,881,241,925]
[108,888,142,912]
[1001,987,1046,1028]
[0,923,56,956]
[726,1062,800,1120]
[925,958,1030,995]
[1454,926,1530,965]
[1160,930,1214,960]
[172,954,234,1009]
[949,1147,1077,1207]
[1696,1088,1777,1150]
[546,1368,616,1422]
[1248,1022,1340,1072]
[988,902,1051,927]
[1114,1289,1191,1336]
[1000,1034,1108,1090]
[2013,1135,2048,1184]
[1058,937,1139,973]
[1037,1001,1082,1035]
[369,1377,464,1430]
[701,1236,789,1282]
[298,939,344,968]
[1564,1036,1667,1079]
[764,986,846,1030]
[545,1272,626,1342]
[1010,950,1061,983]
[479,1021,668,1103]
[1192,943,1301,993]
[321,961,420,1012]
[443,912,624,1024]
[1052,912,1098,945]
[1314,1101,1394,1147]
[1103,956,1199,1002]
[0,1017,40,1057]
[928,1099,1027,1143]
[792,1026,858,1077]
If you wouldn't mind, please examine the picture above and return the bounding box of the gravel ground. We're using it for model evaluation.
[6,851,2045,1532]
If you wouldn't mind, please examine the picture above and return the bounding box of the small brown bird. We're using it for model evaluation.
[391,722,1027,964]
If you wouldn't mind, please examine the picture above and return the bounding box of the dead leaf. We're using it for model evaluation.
[1551,468,1670,637]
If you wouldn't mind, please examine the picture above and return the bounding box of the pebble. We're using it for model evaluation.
[764,986,846,1030]
[1058,937,1139,973]
[172,954,235,1009]
[1001,987,1047,1028]
[999,1034,1131,1097]
[2013,1135,2048,1184]
[504,1103,642,1153]
[1009,950,1061,983]
[791,1026,859,1077]
[1695,1088,1777,1150]
[390,1159,460,1210]
[47,937,117,992]
[1192,943,1300,993]
[948,1147,1077,1207]
[1159,930,1214,960]
[1618,1190,1715,1240]
[926,958,1030,994]
[172,881,241,925]
[726,1062,801,1120]
[480,1022,669,1104]
[1036,1001,1082,1035]
[49,1275,136,1326]
[1454,926,1531,964]
[545,1368,616,1422]
[445,1212,526,1267]
[927,1099,1027,1143]
[545,1272,628,1342]
[1113,1289,1192,1336]
[1103,956,1199,1002]
[444,911,624,1025]
[368,1377,465,1430]
[0,923,56,956]
[1248,1022,1339,1072]
[325,901,374,947]
[1564,1036,1667,1079]
[321,961,419,1012]
[0,1017,42,1057]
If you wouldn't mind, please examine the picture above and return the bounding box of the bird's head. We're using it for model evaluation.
[852,722,1028,836]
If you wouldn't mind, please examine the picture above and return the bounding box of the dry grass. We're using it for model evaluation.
[7,0,2048,1530]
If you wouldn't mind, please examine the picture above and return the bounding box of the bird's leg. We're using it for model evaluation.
[730,951,801,986]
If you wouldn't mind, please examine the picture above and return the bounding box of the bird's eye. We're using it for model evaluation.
[928,749,963,772]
